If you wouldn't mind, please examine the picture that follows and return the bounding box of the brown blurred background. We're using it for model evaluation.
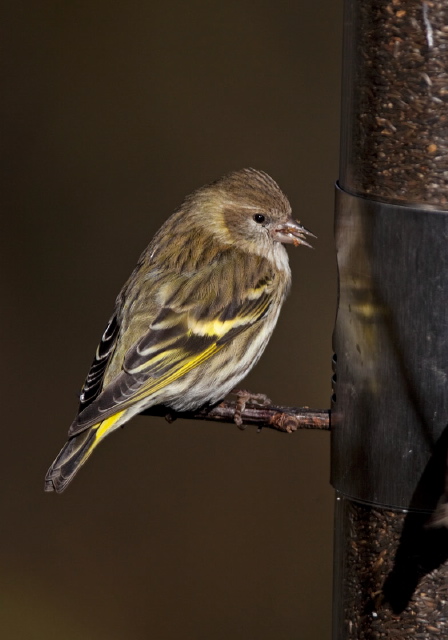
[2,2,340,639]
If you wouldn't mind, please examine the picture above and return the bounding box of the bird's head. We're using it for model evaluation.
[194,168,315,255]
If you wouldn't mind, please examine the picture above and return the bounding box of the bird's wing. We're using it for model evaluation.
[76,313,120,413]
[69,256,275,436]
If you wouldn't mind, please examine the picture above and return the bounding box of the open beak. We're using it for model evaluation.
[271,218,316,248]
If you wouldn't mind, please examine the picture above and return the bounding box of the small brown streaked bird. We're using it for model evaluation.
[45,168,314,493]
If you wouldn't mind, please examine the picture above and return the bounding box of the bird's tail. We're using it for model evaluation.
[44,412,125,493]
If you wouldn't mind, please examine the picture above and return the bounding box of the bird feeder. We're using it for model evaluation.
[332,0,448,637]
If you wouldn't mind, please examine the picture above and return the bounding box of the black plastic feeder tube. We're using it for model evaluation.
[332,1,448,637]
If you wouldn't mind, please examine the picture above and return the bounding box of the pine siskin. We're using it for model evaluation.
[45,168,314,493]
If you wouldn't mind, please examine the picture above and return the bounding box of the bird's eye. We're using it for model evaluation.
[253,214,265,224]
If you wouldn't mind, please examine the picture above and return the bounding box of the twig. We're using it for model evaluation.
[142,400,330,433]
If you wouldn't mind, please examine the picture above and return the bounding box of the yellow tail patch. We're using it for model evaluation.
[94,410,127,442]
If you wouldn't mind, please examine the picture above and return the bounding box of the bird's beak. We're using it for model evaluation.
[270,218,316,248]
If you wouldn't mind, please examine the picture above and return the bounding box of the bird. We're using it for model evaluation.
[45,168,314,493]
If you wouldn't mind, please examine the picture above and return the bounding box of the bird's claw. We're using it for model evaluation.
[231,389,272,430]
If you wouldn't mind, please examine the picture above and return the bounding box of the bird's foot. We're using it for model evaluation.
[231,389,272,430]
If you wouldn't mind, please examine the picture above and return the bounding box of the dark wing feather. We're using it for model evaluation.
[77,314,120,412]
